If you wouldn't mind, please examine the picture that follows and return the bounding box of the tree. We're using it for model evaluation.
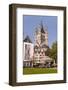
[51,41,57,63]
[46,41,57,63]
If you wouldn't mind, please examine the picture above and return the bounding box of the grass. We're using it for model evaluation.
[23,67,57,75]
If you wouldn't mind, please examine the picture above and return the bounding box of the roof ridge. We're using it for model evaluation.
[24,35,32,43]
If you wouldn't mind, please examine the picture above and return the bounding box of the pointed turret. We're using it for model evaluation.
[24,35,32,43]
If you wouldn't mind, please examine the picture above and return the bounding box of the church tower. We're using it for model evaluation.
[34,22,49,65]
[35,22,48,46]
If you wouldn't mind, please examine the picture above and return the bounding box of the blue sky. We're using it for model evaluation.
[23,15,57,47]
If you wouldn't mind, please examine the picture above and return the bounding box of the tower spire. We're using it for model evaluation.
[40,21,45,33]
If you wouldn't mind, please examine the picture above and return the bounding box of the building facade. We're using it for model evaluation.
[23,23,54,68]
[23,36,34,67]
[33,23,53,67]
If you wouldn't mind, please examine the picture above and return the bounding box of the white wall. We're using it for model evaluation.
[24,42,34,60]
[0,0,68,90]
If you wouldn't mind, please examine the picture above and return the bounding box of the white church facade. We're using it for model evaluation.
[23,36,34,67]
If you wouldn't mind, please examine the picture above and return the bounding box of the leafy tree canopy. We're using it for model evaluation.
[46,41,57,63]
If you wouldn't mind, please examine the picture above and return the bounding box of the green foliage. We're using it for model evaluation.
[46,41,57,63]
